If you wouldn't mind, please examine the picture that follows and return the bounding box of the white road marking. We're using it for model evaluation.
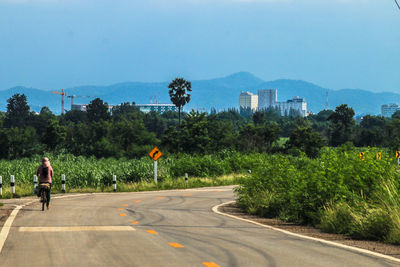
[213,201,400,265]
[0,193,92,255]
[19,226,135,232]
[0,204,25,253]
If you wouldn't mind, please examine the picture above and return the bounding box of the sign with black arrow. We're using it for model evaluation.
[149,147,163,161]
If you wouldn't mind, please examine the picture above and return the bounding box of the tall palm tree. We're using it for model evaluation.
[168,78,192,126]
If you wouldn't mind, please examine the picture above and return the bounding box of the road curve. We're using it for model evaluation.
[0,186,397,267]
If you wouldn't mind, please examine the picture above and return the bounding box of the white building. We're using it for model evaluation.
[381,103,400,117]
[136,103,177,113]
[274,96,307,117]
[239,91,258,111]
[239,89,307,117]
[258,89,277,110]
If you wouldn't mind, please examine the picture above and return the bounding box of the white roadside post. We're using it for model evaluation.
[0,176,2,197]
[185,173,188,184]
[61,174,66,193]
[113,175,117,192]
[10,175,15,195]
[34,175,38,190]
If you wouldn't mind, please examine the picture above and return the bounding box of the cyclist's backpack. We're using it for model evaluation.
[42,167,49,178]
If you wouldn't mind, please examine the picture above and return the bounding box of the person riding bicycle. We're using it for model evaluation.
[36,157,54,209]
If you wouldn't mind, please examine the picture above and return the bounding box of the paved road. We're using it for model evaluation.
[0,186,398,267]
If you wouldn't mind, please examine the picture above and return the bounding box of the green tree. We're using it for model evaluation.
[62,110,88,124]
[87,98,110,122]
[168,78,192,126]
[252,111,266,126]
[4,93,31,128]
[179,111,211,154]
[285,126,326,158]
[144,111,166,138]
[112,102,141,121]
[355,115,386,147]
[238,123,281,153]
[328,104,355,146]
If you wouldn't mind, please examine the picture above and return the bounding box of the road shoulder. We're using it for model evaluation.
[217,201,400,260]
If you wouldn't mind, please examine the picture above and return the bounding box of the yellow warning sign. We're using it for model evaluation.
[396,151,400,159]
[149,147,163,161]
[359,152,365,160]
[376,152,382,160]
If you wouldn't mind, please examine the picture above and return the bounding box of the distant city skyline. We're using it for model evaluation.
[0,1,399,93]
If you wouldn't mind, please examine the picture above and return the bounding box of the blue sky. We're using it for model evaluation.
[0,0,399,92]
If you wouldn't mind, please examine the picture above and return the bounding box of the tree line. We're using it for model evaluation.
[0,92,399,160]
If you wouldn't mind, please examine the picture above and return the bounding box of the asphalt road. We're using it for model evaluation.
[0,186,398,267]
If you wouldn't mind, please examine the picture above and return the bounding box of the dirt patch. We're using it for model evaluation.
[219,202,400,259]
[0,206,14,228]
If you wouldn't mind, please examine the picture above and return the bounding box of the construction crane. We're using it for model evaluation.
[67,95,96,110]
[51,89,67,114]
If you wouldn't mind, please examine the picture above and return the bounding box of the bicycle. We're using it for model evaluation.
[38,183,50,211]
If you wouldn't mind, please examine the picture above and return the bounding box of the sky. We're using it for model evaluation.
[0,0,399,92]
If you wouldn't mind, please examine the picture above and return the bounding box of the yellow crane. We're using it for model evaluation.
[51,89,67,114]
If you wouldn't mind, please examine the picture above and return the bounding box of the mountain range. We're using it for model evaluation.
[0,72,399,115]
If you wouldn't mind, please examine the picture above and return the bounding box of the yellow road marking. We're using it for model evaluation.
[155,196,164,199]
[19,226,135,232]
[118,208,124,211]
[131,221,139,224]
[146,230,158,234]
[183,194,192,196]
[120,214,127,216]
[134,200,141,203]
[168,243,184,248]
[121,204,128,207]
[202,262,220,267]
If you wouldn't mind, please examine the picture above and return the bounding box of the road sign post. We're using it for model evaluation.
[154,161,158,183]
[397,151,400,166]
[149,147,163,184]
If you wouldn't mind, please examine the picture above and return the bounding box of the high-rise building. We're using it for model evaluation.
[381,103,400,117]
[239,91,258,111]
[275,96,307,117]
[257,89,277,110]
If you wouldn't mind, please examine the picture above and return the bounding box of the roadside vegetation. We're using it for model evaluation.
[2,91,400,245]
[236,147,400,245]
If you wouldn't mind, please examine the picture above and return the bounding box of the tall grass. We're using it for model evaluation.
[236,147,400,244]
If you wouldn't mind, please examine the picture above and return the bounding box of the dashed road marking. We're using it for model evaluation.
[183,194,192,196]
[155,196,164,199]
[19,226,135,232]
[202,262,220,267]
[120,214,127,217]
[121,204,128,207]
[146,230,158,234]
[118,208,124,211]
[130,221,139,224]
[168,242,184,248]
[133,200,141,203]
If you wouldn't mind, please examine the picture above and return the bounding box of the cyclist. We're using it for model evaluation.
[36,157,54,209]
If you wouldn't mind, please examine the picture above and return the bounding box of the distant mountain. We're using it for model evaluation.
[0,72,399,115]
